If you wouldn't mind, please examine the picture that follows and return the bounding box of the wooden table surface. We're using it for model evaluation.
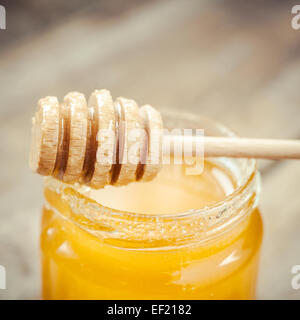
[0,0,300,299]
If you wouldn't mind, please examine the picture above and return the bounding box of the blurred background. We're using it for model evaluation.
[0,0,300,299]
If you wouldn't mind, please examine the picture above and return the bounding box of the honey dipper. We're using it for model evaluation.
[30,89,300,189]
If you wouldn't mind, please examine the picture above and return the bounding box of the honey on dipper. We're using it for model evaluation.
[31,89,263,299]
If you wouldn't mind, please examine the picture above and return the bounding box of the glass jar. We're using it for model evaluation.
[40,110,263,300]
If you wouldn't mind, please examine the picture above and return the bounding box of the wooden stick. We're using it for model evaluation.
[30,89,300,190]
[166,135,300,160]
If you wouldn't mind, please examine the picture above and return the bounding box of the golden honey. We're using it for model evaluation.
[40,112,263,300]
[41,158,262,300]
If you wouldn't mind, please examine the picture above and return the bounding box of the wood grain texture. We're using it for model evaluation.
[0,0,299,299]
[168,136,300,160]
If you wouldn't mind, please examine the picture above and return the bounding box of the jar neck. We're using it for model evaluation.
[44,110,261,250]
[43,159,260,250]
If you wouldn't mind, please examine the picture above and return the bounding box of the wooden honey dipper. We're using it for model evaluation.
[30,89,300,189]
[30,90,163,188]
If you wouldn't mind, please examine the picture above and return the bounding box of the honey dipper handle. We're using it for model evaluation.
[165,135,300,160]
